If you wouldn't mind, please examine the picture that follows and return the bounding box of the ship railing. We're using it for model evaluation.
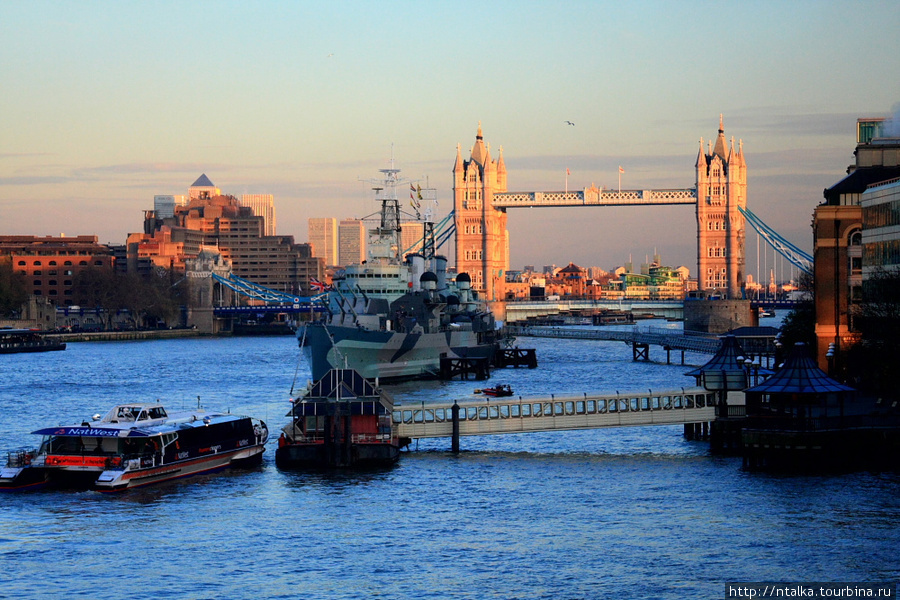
[6,449,39,468]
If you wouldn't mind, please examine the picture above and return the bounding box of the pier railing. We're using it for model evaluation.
[394,388,717,439]
[505,325,721,354]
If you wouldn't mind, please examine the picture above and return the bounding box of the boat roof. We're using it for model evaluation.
[31,403,247,438]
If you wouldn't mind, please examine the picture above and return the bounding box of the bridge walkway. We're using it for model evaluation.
[394,388,717,440]
[505,325,720,355]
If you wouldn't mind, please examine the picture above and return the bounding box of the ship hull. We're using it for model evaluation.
[300,323,497,382]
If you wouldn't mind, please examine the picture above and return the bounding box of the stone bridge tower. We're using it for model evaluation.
[453,124,509,301]
[695,116,747,298]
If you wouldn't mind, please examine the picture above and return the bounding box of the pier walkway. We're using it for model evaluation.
[505,325,721,358]
[394,388,717,440]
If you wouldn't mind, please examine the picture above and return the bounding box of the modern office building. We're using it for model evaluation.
[241,194,277,236]
[131,176,323,295]
[308,218,338,267]
[861,177,900,279]
[338,219,366,267]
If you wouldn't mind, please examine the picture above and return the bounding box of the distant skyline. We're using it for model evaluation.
[2,1,899,280]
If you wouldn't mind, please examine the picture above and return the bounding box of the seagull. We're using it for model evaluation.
[565,120,575,126]
[327,53,334,58]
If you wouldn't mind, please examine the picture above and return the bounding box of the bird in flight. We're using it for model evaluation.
[565,120,575,126]
[327,53,334,58]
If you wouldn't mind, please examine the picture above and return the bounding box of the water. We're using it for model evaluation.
[1,331,898,599]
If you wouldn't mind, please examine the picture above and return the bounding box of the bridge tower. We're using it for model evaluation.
[695,116,747,298]
[452,123,509,301]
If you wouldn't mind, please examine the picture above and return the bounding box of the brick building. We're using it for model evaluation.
[0,235,114,306]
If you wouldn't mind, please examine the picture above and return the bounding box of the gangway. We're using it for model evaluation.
[395,388,717,440]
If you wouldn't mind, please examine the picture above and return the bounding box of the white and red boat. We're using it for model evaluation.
[0,402,267,492]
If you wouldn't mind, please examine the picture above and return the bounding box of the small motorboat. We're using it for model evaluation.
[475,385,514,397]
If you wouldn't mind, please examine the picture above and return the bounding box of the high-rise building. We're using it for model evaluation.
[338,219,366,267]
[308,218,338,267]
[241,194,277,236]
[400,222,425,257]
[189,174,220,200]
[130,175,323,294]
[695,115,747,298]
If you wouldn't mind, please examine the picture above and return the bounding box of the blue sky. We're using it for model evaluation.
[2,0,899,280]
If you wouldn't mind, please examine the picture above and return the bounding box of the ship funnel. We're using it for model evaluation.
[434,255,448,291]
[409,253,426,292]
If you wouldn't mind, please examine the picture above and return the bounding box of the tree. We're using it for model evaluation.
[0,257,28,317]
[72,267,122,329]
[778,270,816,352]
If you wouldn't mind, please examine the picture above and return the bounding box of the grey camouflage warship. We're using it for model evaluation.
[297,164,502,382]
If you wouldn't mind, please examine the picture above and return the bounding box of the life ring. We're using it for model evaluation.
[23,453,32,466]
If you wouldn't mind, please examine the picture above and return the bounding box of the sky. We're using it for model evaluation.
[2,0,899,281]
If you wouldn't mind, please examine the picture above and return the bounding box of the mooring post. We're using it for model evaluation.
[451,401,460,454]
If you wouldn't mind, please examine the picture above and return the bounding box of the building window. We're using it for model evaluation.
[49,261,57,266]
[18,260,25,266]
[65,261,72,266]
[34,270,42,276]
[34,260,41,266]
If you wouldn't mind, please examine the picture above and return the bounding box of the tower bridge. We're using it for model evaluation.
[453,117,747,305]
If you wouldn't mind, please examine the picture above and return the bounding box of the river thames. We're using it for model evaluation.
[1,328,898,599]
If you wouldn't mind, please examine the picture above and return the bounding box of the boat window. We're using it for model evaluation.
[575,401,585,414]
[587,400,596,413]
[466,407,477,420]
[651,397,660,410]
[435,408,445,422]
[673,396,682,408]
[499,405,509,418]
[662,396,672,409]
[565,402,575,415]
[510,404,520,418]
[597,399,606,413]
[521,403,531,417]
[619,399,629,412]
[640,397,650,411]
[532,403,542,416]
[554,402,563,416]
[148,407,167,419]
[685,396,695,408]
[608,400,617,412]
[424,410,434,423]
[488,406,499,419]
[402,410,413,423]
[630,398,639,412]
[413,410,424,423]
[392,411,401,424]
[478,407,488,420]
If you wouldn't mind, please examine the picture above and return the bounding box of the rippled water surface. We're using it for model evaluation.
[1,332,898,599]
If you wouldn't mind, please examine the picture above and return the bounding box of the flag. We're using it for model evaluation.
[416,184,423,201]
[619,166,625,173]
[566,168,570,176]
[310,277,330,292]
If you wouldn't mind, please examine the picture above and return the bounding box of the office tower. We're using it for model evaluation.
[338,219,366,267]
[308,218,338,266]
[241,194,277,236]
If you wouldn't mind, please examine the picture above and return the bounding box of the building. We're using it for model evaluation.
[0,235,114,306]
[241,194,277,236]
[861,177,900,279]
[695,115,747,298]
[814,117,900,370]
[338,219,366,267]
[400,221,425,257]
[453,123,509,301]
[130,176,323,295]
[308,218,338,267]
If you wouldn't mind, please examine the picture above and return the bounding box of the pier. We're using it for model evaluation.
[395,388,717,450]
[506,324,720,363]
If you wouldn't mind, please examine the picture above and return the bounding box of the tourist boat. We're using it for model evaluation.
[275,368,401,468]
[0,328,66,354]
[297,164,503,382]
[475,385,514,397]
[0,402,268,492]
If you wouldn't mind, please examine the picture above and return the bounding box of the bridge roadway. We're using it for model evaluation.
[491,187,697,208]
[394,388,717,440]
[505,298,684,322]
[506,324,721,355]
